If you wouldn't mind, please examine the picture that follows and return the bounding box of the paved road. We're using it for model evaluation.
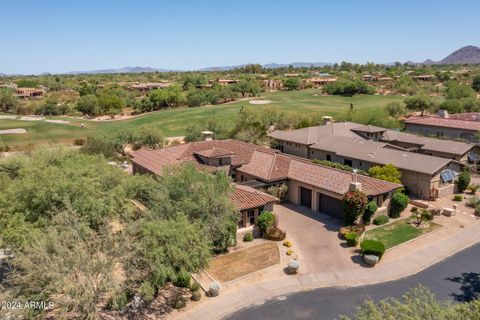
[226,243,480,320]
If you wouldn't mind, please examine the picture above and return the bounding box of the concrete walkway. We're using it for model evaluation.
[172,215,480,320]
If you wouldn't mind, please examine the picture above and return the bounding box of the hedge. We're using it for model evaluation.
[373,215,389,225]
[360,240,386,259]
[389,192,409,218]
[345,232,359,247]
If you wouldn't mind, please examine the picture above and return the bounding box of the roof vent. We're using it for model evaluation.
[349,182,362,192]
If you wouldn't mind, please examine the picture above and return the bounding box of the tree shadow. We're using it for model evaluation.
[447,272,480,302]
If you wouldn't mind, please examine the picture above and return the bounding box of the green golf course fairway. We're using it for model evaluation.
[0,89,403,148]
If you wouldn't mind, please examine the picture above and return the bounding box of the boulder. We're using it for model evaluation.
[208,281,221,297]
[363,254,379,266]
[287,260,300,274]
[442,207,456,217]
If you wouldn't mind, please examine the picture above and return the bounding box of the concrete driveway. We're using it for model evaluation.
[275,203,355,274]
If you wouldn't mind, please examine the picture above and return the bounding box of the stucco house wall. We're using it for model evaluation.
[405,123,479,143]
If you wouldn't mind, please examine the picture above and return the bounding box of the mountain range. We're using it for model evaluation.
[411,45,480,65]
[1,45,479,76]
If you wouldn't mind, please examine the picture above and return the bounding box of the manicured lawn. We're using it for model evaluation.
[207,241,280,283]
[0,90,403,149]
[364,218,442,250]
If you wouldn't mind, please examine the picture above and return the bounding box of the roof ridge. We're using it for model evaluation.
[267,152,277,179]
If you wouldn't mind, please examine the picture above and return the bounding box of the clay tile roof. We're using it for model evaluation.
[230,184,278,211]
[236,151,290,181]
[405,116,480,131]
[287,158,402,196]
[194,147,234,158]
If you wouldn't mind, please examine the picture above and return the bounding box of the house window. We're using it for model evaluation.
[247,210,255,225]
[440,169,456,183]
[344,159,353,167]
[326,154,331,161]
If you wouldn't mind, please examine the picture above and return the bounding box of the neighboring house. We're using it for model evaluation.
[380,130,480,165]
[130,139,401,222]
[405,113,480,143]
[304,77,337,87]
[269,121,470,199]
[412,74,436,81]
[15,87,45,99]
[129,82,172,92]
[208,78,238,86]
[261,79,284,90]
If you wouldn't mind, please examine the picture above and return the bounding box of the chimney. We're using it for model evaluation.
[322,116,333,125]
[349,182,362,192]
[437,110,449,118]
[201,131,214,141]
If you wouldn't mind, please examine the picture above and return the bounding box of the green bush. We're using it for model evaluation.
[173,297,187,309]
[243,232,253,242]
[150,266,168,290]
[139,281,156,303]
[421,209,433,221]
[106,291,129,310]
[453,194,463,201]
[190,282,200,292]
[360,239,386,259]
[457,170,471,193]
[264,226,286,241]
[191,290,202,302]
[389,192,409,218]
[362,201,378,225]
[342,190,368,225]
[174,270,191,288]
[468,196,480,207]
[258,211,276,232]
[345,232,359,247]
[373,215,389,225]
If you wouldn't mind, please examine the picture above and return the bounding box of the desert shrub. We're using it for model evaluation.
[283,240,292,247]
[190,282,200,292]
[420,208,433,221]
[342,190,368,225]
[243,232,253,242]
[468,196,480,207]
[345,232,359,247]
[258,211,276,232]
[457,170,471,193]
[362,201,378,225]
[191,290,202,302]
[265,226,286,241]
[373,215,389,225]
[73,138,86,146]
[467,184,480,194]
[173,297,187,309]
[360,240,386,259]
[475,204,480,216]
[339,226,353,239]
[389,192,409,218]
[265,183,288,202]
[139,281,156,303]
[453,194,463,201]
[106,291,129,311]
[174,270,191,288]
[286,249,293,255]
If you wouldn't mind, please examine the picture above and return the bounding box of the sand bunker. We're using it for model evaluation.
[19,116,44,121]
[249,100,272,105]
[45,119,70,124]
[0,128,26,135]
[0,115,17,120]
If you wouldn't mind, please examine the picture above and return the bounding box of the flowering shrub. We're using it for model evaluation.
[341,190,368,225]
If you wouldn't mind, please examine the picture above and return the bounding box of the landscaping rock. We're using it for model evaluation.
[363,254,379,266]
[208,281,221,297]
[287,260,300,274]
[442,207,456,217]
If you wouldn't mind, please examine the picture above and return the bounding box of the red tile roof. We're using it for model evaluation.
[405,116,480,132]
[231,185,277,211]
[131,140,401,199]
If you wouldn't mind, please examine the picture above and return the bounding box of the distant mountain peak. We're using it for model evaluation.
[439,45,480,64]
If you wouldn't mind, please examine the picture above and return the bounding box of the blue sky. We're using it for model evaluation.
[1,0,479,74]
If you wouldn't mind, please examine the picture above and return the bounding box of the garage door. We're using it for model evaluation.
[300,187,312,208]
[318,193,342,219]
